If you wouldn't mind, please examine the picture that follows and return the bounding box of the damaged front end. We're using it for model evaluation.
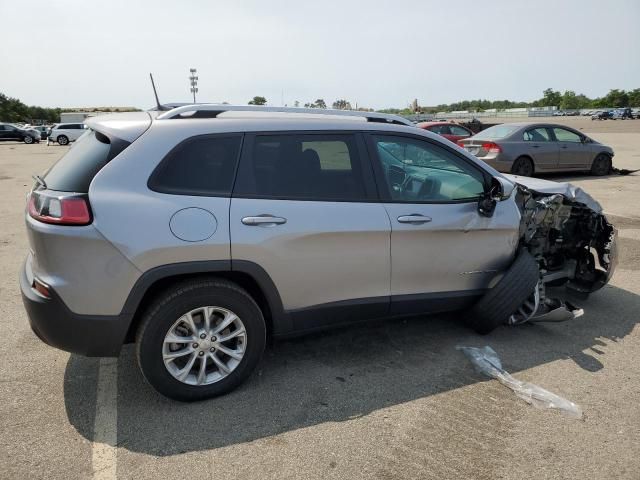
[507,175,617,325]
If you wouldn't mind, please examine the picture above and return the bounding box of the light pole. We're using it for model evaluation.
[189,68,198,103]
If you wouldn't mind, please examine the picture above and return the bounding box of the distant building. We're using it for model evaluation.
[59,107,139,123]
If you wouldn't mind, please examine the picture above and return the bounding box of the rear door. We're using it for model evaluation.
[230,132,391,331]
[522,127,559,170]
[366,133,520,315]
[551,127,592,169]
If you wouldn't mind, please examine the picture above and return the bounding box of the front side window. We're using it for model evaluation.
[372,135,485,202]
[234,134,367,201]
[523,128,551,142]
[149,135,242,196]
[552,127,582,143]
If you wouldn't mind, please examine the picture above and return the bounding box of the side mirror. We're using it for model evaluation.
[478,192,497,218]
[477,176,515,218]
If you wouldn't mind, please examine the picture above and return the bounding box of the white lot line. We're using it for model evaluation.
[92,357,118,480]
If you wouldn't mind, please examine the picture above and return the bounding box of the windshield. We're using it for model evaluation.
[473,125,520,140]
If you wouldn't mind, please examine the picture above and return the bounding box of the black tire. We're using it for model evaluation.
[466,250,540,334]
[57,135,69,145]
[590,153,611,176]
[511,156,534,177]
[136,278,266,401]
[23,135,34,144]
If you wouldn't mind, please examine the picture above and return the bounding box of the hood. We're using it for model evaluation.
[504,174,603,213]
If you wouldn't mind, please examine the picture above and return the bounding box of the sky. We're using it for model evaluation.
[1,0,639,110]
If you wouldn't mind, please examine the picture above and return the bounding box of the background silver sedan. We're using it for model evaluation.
[458,122,614,176]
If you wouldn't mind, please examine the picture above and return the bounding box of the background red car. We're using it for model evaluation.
[416,121,473,143]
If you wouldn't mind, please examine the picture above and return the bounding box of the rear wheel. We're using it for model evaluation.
[590,154,611,176]
[136,278,266,401]
[511,156,534,177]
[57,135,69,146]
[466,250,540,334]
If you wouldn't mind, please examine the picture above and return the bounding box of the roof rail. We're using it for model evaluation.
[155,104,413,126]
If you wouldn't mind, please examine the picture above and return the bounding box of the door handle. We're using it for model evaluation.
[241,215,287,226]
[532,145,540,148]
[397,214,432,224]
[560,145,568,149]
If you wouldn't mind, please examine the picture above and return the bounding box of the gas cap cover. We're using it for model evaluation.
[169,208,217,242]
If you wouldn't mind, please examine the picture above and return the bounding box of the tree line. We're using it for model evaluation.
[379,88,640,115]
[0,93,61,123]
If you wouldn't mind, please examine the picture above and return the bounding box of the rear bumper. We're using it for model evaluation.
[20,256,131,357]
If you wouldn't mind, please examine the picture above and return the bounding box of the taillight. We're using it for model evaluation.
[456,140,465,148]
[28,190,92,226]
[482,142,502,154]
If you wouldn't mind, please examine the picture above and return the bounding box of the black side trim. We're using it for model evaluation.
[390,290,485,316]
[286,296,390,334]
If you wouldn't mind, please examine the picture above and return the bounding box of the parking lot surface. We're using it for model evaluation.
[1,119,639,479]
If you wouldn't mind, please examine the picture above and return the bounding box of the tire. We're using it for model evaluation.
[136,278,266,401]
[590,153,611,176]
[511,156,534,177]
[466,250,540,334]
[57,135,69,145]
[23,136,34,144]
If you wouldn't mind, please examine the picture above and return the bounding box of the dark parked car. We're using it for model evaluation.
[591,111,613,120]
[416,121,473,143]
[0,123,40,143]
[457,122,614,176]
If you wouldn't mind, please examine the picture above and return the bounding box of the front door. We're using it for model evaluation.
[366,133,520,315]
[230,132,391,331]
[551,127,593,169]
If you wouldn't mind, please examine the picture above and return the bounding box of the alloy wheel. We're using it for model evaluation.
[162,306,247,386]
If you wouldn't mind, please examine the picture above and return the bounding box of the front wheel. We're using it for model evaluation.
[23,136,34,144]
[136,278,266,401]
[466,250,540,334]
[590,154,611,176]
[57,135,69,145]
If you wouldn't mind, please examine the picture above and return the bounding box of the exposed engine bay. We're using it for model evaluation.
[506,175,617,324]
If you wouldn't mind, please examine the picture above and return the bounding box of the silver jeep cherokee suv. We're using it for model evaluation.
[21,105,617,401]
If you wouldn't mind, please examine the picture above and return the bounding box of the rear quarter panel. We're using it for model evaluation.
[88,122,233,274]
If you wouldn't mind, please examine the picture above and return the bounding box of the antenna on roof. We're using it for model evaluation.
[149,73,165,111]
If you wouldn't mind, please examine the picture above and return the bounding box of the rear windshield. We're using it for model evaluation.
[43,130,119,192]
[473,125,520,140]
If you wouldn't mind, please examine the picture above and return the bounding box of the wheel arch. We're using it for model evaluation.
[123,260,287,344]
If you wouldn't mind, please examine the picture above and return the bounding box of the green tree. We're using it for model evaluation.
[332,99,351,110]
[248,96,267,105]
[628,89,640,107]
[560,90,580,110]
[602,89,629,107]
[539,88,562,107]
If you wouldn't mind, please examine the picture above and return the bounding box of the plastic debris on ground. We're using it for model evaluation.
[457,345,583,419]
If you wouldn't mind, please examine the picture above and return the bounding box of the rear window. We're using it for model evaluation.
[148,135,242,196]
[473,125,520,140]
[43,130,124,192]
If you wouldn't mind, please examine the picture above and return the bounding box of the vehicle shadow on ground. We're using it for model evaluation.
[64,283,640,456]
